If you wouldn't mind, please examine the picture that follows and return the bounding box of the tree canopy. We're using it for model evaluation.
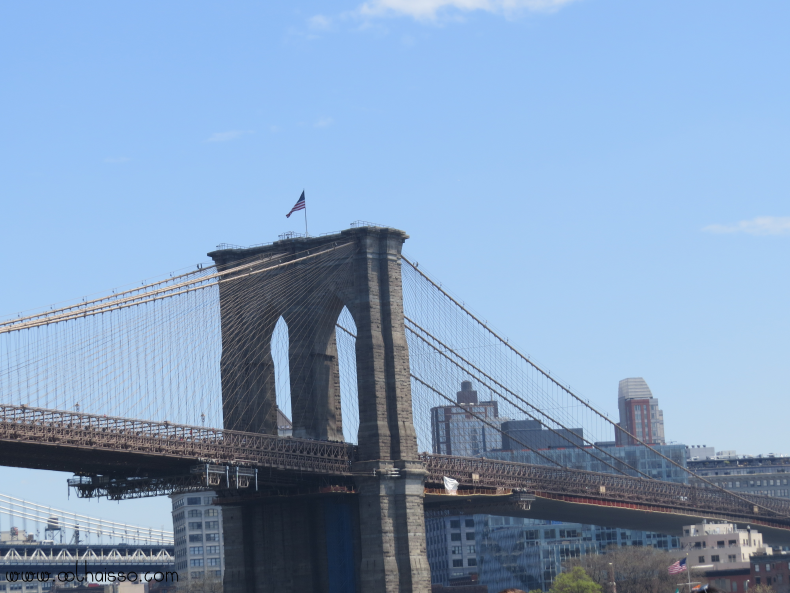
[549,567,602,593]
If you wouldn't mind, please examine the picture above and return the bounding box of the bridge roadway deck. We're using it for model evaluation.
[3,404,790,543]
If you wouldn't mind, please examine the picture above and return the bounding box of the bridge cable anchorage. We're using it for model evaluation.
[400,255,790,518]
[404,318,651,480]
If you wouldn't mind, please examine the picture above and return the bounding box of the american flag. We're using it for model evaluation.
[668,558,687,574]
[286,191,306,218]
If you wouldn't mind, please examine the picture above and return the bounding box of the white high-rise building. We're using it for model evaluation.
[171,491,224,585]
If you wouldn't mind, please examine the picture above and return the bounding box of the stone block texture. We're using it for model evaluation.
[209,227,430,593]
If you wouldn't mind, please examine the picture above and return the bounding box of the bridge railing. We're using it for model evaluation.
[423,454,790,523]
[0,404,355,475]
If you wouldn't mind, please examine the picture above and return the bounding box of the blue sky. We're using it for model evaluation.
[1,0,788,532]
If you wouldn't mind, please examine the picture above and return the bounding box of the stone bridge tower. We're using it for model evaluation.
[208,226,430,593]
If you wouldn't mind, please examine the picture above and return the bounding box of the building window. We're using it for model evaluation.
[190,571,204,578]
[187,497,202,505]
[188,522,202,530]
[206,546,220,554]
[204,496,216,505]
[450,520,460,529]
[467,545,476,554]
[207,558,221,566]
[465,519,474,528]
[465,532,475,541]
[467,558,477,567]
[699,556,705,563]
[452,559,463,568]
[711,555,720,562]
[544,529,556,539]
[205,508,219,517]
[188,510,202,518]
[189,534,203,542]
[451,533,461,542]
[205,533,220,542]
[451,546,462,555]
[190,559,204,567]
[189,547,203,555]
[728,555,737,562]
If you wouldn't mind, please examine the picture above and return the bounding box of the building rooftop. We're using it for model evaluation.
[618,377,653,400]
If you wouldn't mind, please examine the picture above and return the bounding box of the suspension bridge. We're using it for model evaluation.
[0,223,785,593]
[0,493,174,578]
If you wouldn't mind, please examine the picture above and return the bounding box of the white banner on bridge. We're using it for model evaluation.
[443,476,459,495]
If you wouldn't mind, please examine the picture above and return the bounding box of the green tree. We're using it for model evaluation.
[550,567,602,593]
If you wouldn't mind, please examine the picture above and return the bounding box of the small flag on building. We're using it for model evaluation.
[668,558,687,574]
[286,191,306,218]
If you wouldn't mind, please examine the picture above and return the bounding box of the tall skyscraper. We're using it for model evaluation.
[615,377,665,446]
[430,381,503,456]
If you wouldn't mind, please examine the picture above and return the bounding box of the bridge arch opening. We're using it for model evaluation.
[335,305,359,444]
[271,315,292,432]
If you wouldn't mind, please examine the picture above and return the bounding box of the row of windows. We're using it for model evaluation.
[186,496,216,506]
[451,558,477,567]
[754,562,790,572]
[190,570,222,579]
[188,521,220,530]
[450,545,476,555]
[189,558,222,567]
[187,545,221,555]
[698,555,738,563]
[449,519,475,529]
[189,533,221,542]
[186,508,220,518]
[450,533,475,542]
[711,479,789,488]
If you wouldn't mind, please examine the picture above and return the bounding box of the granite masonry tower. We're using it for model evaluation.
[209,226,431,593]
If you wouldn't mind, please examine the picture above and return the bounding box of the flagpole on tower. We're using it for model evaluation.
[303,190,308,236]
